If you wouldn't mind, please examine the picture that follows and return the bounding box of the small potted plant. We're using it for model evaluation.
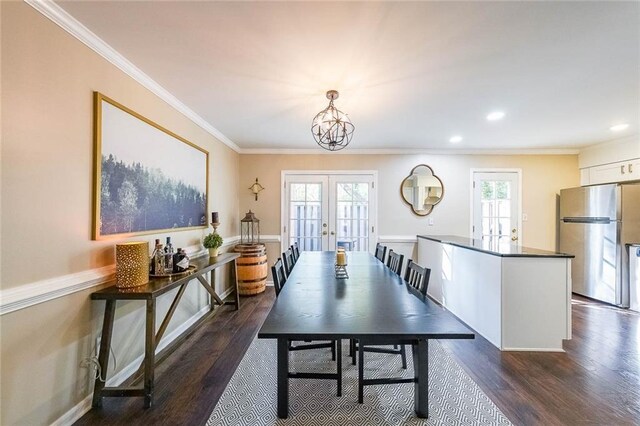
[203,232,223,258]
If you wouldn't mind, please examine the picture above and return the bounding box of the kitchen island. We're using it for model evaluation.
[418,235,574,351]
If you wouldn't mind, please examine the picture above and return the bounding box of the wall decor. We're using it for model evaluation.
[248,178,264,201]
[93,92,209,239]
[400,164,444,216]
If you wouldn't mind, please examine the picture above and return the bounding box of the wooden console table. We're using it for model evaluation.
[91,252,241,409]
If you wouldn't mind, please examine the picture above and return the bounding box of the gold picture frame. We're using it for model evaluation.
[93,92,209,240]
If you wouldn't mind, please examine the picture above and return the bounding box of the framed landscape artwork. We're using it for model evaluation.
[93,92,209,240]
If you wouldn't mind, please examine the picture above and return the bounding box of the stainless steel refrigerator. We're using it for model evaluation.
[559,183,640,307]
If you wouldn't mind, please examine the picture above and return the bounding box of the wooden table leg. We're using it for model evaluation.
[92,300,116,408]
[232,259,240,310]
[144,298,156,408]
[412,339,429,418]
[277,338,289,419]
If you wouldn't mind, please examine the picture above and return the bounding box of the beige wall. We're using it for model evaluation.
[1,3,239,424]
[239,154,579,270]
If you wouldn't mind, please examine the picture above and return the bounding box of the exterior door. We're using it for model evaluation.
[283,173,376,253]
[472,171,521,246]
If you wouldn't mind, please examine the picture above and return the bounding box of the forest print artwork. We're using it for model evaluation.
[94,93,208,239]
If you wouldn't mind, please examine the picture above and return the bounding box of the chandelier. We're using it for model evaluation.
[311,90,354,151]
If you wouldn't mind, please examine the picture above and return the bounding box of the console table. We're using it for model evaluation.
[91,252,240,409]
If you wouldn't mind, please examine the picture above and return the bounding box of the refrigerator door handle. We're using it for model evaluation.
[562,217,612,224]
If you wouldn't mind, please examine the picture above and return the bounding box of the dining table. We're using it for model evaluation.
[258,251,475,419]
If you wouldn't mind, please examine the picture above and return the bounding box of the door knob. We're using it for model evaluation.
[322,231,327,235]
[511,236,518,241]
[330,231,335,235]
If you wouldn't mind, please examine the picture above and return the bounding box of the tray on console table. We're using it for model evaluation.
[90,252,240,409]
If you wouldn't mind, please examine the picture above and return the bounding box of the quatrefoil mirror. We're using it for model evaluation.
[400,164,444,216]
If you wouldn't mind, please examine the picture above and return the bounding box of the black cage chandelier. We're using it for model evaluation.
[311,90,354,151]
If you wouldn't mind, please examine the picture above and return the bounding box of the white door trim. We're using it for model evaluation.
[281,170,379,253]
[469,168,523,245]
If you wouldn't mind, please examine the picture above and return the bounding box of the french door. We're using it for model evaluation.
[472,171,521,246]
[282,173,377,253]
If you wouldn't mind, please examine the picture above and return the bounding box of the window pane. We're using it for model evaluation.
[353,183,368,202]
[306,184,320,201]
[497,200,511,218]
[337,183,351,201]
[495,181,510,199]
[481,181,494,200]
[291,183,306,201]
[498,218,511,237]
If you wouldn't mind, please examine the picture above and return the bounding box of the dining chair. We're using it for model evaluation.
[404,260,431,296]
[375,243,387,263]
[292,242,300,261]
[356,260,432,404]
[271,258,287,296]
[282,248,295,275]
[386,250,404,276]
[271,258,338,362]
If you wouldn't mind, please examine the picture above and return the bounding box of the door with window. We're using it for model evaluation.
[283,173,377,253]
[472,171,521,247]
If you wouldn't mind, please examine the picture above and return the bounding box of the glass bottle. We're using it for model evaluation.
[164,237,174,273]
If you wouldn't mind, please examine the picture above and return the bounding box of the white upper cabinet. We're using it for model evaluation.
[584,159,640,185]
[579,136,640,186]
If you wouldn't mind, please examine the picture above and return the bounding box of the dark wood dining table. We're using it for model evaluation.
[258,251,474,419]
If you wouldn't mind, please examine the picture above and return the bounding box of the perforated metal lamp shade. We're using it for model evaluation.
[311,90,354,151]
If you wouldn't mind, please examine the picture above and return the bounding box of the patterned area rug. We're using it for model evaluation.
[207,339,512,425]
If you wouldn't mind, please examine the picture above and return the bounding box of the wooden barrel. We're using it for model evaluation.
[234,244,267,295]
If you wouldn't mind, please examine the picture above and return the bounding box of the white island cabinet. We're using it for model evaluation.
[418,235,574,352]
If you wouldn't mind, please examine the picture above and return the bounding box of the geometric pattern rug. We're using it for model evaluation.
[207,338,512,425]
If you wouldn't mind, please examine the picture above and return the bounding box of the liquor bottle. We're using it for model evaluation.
[164,237,174,273]
[151,241,165,275]
[173,248,183,273]
[174,248,190,272]
[150,239,161,274]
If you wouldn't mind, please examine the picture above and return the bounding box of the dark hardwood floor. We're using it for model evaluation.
[76,290,639,425]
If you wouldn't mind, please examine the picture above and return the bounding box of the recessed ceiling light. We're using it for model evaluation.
[486,111,506,121]
[610,123,629,132]
[449,135,463,143]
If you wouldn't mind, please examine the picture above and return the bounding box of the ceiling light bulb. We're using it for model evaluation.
[449,135,463,143]
[610,123,629,132]
[486,111,506,121]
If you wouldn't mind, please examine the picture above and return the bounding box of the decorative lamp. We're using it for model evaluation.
[115,241,149,288]
[240,210,261,244]
[248,178,264,201]
[311,90,354,151]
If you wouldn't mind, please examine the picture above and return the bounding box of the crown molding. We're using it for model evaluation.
[25,0,240,153]
[238,148,580,155]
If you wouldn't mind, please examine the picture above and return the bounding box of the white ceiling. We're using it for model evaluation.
[58,1,639,152]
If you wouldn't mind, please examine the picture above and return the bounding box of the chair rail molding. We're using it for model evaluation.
[378,235,418,244]
[0,238,242,316]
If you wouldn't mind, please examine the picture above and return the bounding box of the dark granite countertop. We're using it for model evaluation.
[418,235,575,258]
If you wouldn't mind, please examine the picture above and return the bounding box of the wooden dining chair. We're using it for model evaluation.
[282,248,295,275]
[404,260,431,296]
[386,250,404,276]
[356,260,433,404]
[292,242,300,261]
[271,258,287,296]
[271,258,338,363]
[375,243,387,263]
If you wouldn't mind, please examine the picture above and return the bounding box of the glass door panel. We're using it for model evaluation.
[285,176,328,251]
[472,172,520,248]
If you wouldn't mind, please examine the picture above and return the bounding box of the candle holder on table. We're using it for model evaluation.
[335,263,349,279]
[335,249,348,279]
